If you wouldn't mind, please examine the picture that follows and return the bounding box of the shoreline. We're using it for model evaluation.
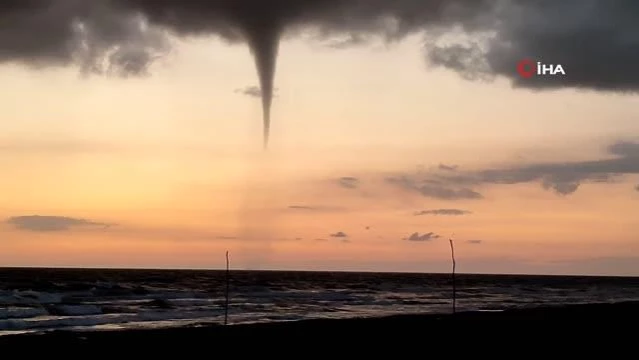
[2,300,638,351]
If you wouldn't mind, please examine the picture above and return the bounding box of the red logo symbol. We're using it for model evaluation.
[517,59,535,78]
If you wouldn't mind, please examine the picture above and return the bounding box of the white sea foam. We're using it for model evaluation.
[0,309,224,333]
[0,290,63,306]
[0,307,48,320]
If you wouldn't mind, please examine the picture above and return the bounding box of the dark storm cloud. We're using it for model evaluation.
[116,0,639,92]
[414,209,472,216]
[0,0,169,76]
[324,33,369,49]
[435,140,639,196]
[386,176,483,200]
[423,1,639,92]
[329,231,348,238]
[337,177,359,189]
[6,215,112,232]
[1,0,636,152]
[1,0,634,92]
[405,232,440,242]
[112,0,495,41]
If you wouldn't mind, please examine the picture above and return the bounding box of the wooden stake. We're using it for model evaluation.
[449,237,456,314]
[224,250,230,325]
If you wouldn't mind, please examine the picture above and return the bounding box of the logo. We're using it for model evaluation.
[517,59,565,78]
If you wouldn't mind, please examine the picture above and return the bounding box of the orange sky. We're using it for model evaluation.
[1,35,638,275]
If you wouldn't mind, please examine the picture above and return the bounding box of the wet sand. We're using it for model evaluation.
[2,301,637,354]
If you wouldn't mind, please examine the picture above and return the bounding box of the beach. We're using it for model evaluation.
[2,301,637,354]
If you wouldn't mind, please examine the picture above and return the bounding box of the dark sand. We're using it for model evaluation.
[2,301,637,354]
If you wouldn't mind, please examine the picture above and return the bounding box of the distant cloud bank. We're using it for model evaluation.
[405,232,440,242]
[330,231,348,238]
[6,215,112,232]
[413,209,472,216]
[384,140,639,199]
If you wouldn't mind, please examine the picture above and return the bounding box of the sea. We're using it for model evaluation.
[1,268,639,336]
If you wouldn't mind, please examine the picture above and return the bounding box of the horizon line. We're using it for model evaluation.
[0,266,637,279]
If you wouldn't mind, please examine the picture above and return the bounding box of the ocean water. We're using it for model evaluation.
[1,268,639,336]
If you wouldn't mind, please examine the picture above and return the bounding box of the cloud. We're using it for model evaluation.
[405,232,440,242]
[466,239,483,244]
[609,141,639,158]
[235,86,262,98]
[0,0,170,76]
[337,177,359,189]
[287,205,345,212]
[423,1,639,92]
[234,86,278,98]
[324,33,369,49]
[2,1,637,93]
[112,0,496,46]
[635,184,639,192]
[317,234,351,243]
[414,209,472,216]
[386,176,483,200]
[419,185,483,200]
[288,205,316,210]
[6,215,112,232]
[433,140,639,196]
[382,140,639,198]
[216,236,238,240]
[438,164,458,172]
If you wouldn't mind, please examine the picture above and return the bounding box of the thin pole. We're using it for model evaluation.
[449,237,456,314]
[224,250,230,325]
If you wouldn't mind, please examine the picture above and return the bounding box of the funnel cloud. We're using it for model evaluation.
[2,1,638,147]
[247,23,279,149]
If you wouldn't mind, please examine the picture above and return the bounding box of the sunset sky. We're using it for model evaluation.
[1,1,638,275]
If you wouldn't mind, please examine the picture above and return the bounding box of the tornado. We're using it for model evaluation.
[241,18,282,150]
